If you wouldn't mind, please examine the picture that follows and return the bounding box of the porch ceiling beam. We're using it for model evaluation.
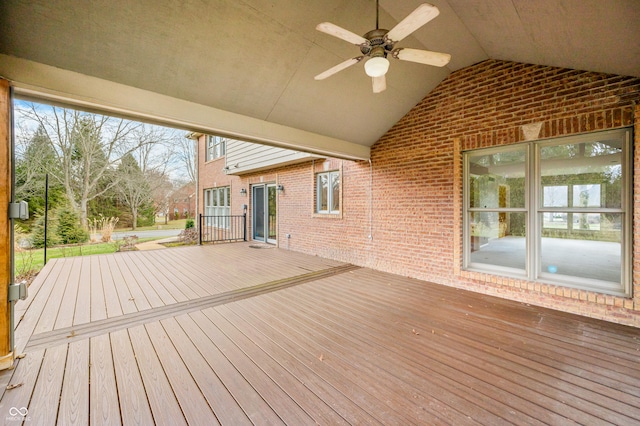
[0,55,370,161]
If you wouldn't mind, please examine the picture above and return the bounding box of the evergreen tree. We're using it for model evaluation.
[15,124,66,228]
[56,207,89,244]
[30,213,60,248]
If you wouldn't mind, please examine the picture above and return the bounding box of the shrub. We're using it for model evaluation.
[56,207,89,244]
[179,227,198,244]
[30,213,60,248]
[90,215,119,242]
[185,219,195,229]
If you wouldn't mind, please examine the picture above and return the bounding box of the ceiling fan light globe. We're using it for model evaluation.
[364,57,389,77]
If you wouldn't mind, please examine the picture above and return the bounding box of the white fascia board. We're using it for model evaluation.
[0,55,370,161]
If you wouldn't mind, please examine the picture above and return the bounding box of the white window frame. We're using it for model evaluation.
[204,186,230,228]
[316,171,340,214]
[206,135,226,161]
[463,128,632,297]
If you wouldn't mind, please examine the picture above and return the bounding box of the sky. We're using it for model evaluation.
[13,99,195,183]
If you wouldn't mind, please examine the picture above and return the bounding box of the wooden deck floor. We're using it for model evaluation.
[0,242,639,425]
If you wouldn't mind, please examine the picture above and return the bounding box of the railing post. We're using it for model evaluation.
[198,213,202,245]
[243,213,247,242]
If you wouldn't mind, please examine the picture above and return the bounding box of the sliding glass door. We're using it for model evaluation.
[252,184,276,244]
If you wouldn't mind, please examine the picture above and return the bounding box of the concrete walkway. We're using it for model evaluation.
[135,236,179,251]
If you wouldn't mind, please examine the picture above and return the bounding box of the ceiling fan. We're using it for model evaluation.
[314,1,451,93]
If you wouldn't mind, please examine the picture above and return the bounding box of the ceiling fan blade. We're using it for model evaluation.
[316,22,368,46]
[315,57,363,80]
[393,47,451,67]
[385,3,439,43]
[372,75,386,93]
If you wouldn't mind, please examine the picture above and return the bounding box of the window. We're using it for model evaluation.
[316,171,340,214]
[464,128,631,296]
[204,186,230,228]
[206,135,226,161]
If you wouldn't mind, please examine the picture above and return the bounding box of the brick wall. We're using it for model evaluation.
[201,60,640,326]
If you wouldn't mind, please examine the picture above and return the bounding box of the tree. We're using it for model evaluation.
[56,207,89,244]
[170,132,197,183]
[115,125,177,229]
[30,213,59,248]
[16,102,146,228]
[150,172,174,224]
[15,124,66,223]
[116,153,152,230]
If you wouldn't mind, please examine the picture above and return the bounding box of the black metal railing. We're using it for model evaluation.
[199,214,247,244]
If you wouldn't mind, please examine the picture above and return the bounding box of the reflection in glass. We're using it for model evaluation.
[540,141,622,209]
[541,214,622,283]
[268,186,277,240]
[539,138,624,285]
[318,174,328,211]
[543,212,567,230]
[468,149,526,209]
[331,173,340,212]
[469,212,526,271]
[542,185,568,208]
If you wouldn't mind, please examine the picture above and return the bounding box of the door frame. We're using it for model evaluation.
[252,183,277,244]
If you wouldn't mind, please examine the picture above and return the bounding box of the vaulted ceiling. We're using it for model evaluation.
[1,0,639,159]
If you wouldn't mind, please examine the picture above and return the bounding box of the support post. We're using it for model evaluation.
[198,213,202,245]
[0,79,13,369]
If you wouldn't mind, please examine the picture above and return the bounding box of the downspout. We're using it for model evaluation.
[194,135,199,230]
[368,159,373,241]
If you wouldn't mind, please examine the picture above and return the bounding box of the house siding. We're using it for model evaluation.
[226,139,322,175]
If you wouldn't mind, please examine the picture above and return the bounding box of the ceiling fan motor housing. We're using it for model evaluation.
[361,29,392,57]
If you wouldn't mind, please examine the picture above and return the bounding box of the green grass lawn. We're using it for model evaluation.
[14,218,191,279]
[14,237,163,279]
[116,218,190,232]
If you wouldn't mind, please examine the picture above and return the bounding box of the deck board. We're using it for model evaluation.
[34,258,73,335]
[145,321,218,425]
[2,243,639,425]
[214,304,384,425]
[105,255,137,316]
[87,256,105,323]
[202,307,349,425]
[323,271,640,401]
[116,254,154,312]
[118,254,163,309]
[57,340,90,426]
[89,334,121,426]
[110,329,155,425]
[273,280,614,424]
[99,256,123,319]
[28,345,68,425]
[185,311,284,424]
[127,325,187,426]
[0,348,46,418]
[160,317,252,425]
[55,257,82,330]
[244,291,498,425]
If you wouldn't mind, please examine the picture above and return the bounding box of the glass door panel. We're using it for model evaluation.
[253,185,265,240]
[267,184,277,243]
